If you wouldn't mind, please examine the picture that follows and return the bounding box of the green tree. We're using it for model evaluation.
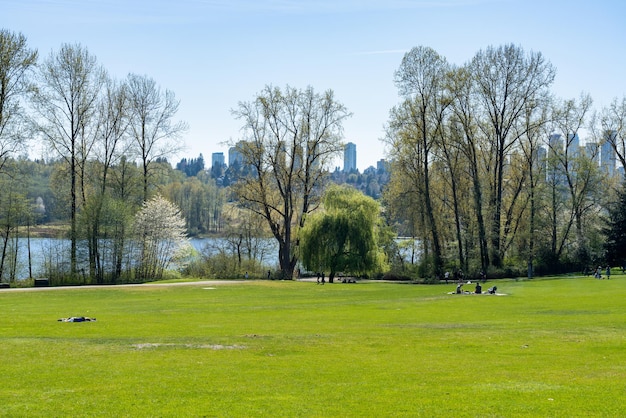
[604,181,626,268]
[300,185,386,282]
[162,176,222,235]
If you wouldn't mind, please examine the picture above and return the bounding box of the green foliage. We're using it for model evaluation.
[604,180,626,267]
[2,278,626,416]
[161,176,223,235]
[300,185,387,279]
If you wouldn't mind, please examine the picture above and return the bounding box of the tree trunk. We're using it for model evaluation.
[528,169,535,278]
[70,152,77,280]
[490,146,505,268]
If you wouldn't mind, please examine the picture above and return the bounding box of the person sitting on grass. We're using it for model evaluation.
[475,282,482,294]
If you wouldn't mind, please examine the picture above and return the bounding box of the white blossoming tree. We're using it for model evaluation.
[133,195,189,281]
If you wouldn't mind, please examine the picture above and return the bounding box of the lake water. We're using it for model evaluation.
[6,236,417,280]
[5,237,278,280]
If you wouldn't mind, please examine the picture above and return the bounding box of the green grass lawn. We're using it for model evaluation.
[1,277,625,417]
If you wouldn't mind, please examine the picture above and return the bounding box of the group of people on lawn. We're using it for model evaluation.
[455,280,497,295]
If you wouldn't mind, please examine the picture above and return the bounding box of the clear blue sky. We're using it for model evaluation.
[4,0,625,170]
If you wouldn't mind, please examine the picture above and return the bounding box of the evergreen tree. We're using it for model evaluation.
[604,181,626,267]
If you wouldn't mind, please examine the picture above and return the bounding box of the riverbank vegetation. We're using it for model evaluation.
[2,28,626,286]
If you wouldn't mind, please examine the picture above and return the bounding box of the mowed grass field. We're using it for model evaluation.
[1,276,625,417]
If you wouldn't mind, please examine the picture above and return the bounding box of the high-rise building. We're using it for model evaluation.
[547,134,564,184]
[343,142,357,172]
[567,133,580,158]
[228,141,246,167]
[212,152,225,168]
[585,142,599,164]
[536,146,547,174]
[601,130,617,177]
[548,133,563,155]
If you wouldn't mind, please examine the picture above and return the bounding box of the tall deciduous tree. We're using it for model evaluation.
[0,29,37,173]
[300,185,387,282]
[471,44,555,267]
[549,94,599,266]
[233,85,350,280]
[85,76,131,283]
[448,65,490,272]
[386,46,451,277]
[604,180,626,268]
[600,96,626,174]
[33,43,105,279]
[126,73,188,202]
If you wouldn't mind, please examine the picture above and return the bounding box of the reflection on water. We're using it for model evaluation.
[8,237,278,280]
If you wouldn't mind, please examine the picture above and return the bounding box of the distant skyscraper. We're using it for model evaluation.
[536,146,547,175]
[547,134,564,184]
[601,130,617,177]
[567,133,580,158]
[343,142,357,172]
[548,133,563,155]
[228,141,246,167]
[585,142,599,164]
[212,152,225,168]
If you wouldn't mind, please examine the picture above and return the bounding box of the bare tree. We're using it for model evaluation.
[550,94,599,265]
[387,46,451,277]
[0,29,37,172]
[86,76,132,283]
[232,85,350,280]
[126,73,187,202]
[600,95,626,174]
[33,43,105,279]
[471,44,555,267]
[448,65,490,272]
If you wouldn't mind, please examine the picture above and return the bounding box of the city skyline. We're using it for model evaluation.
[4,0,626,170]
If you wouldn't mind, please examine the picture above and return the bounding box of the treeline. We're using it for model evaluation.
[383,44,626,280]
[0,29,229,284]
[4,26,626,285]
[0,156,225,281]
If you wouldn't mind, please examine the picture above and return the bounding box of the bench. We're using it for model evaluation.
[34,278,49,287]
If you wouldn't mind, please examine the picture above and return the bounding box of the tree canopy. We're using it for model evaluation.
[299,184,387,281]
[604,181,626,268]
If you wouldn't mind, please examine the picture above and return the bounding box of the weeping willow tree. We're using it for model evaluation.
[299,185,388,282]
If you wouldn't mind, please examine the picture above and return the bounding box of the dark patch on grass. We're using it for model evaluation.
[536,310,612,316]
